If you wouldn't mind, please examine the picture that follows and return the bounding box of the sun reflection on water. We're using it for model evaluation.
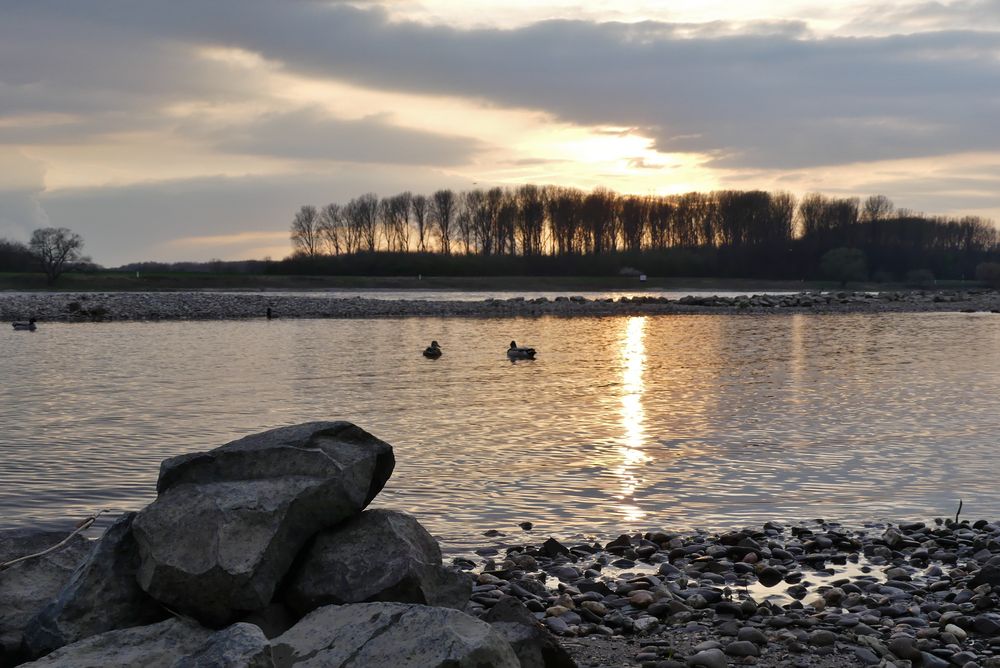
[616,316,651,523]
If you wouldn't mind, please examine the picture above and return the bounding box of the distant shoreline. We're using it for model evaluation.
[0,271,986,293]
[1,288,998,323]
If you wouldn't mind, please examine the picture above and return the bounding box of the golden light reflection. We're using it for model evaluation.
[615,316,651,523]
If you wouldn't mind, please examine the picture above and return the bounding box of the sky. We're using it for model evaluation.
[2,0,999,265]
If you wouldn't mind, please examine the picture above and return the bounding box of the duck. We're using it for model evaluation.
[12,318,37,331]
[507,340,536,360]
[423,340,442,358]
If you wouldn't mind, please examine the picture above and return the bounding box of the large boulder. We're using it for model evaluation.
[24,512,167,659]
[132,422,394,625]
[484,596,577,668]
[172,623,273,668]
[282,509,471,616]
[0,528,90,666]
[19,618,212,667]
[271,602,519,667]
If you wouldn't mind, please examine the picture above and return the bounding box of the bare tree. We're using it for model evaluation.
[515,184,545,256]
[412,194,429,252]
[29,227,85,284]
[862,195,894,223]
[317,203,344,255]
[458,190,481,254]
[430,189,455,254]
[345,193,379,252]
[290,205,321,257]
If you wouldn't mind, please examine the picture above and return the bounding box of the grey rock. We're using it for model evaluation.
[888,636,921,661]
[483,597,576,668]
[171,623,273,668]
[724,640,760,657]
[809,629,838,646]
[687,648,728,668]
[0,528,90,664]
[20,618,213,667]
[133,422,394,625]
[271,602,519,667]
[283,509,469,616]
[736,626,767,645]
[24,513,167,659]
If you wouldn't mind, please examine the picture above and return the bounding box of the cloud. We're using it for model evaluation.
[4,2,1000,172]
[196,108,483,165]
[37,166,474,265]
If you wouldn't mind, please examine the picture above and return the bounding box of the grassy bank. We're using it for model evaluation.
[0,271,985,293]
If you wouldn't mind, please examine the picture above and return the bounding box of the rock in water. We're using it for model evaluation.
[24,512,167,659]
[271,602,519,667]
[283,509,471,615]
[483,596,577,668]
[18,618,213,667]
[132,422,395,625]
[0,528,90,665]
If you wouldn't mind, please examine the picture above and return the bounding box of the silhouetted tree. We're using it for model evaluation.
[317,203,344,255]
[290,205,320,257]
[29,227,86,284]
[412,194,429,252]
[515,184,545,256]
[430,189,456,255]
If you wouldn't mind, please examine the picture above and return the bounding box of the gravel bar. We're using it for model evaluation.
[1,289,1000,322]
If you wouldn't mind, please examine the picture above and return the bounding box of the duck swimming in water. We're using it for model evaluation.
[507,340,536,360]
[423,340,442,358]
[12,318,36,331]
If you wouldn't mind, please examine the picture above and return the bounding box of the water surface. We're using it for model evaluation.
[1,312,997,553]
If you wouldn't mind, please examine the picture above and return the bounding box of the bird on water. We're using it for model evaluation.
[12,318,37,331]
[423,340,442,358]
[507,340,536,360]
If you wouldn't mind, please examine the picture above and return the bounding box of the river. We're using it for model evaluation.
[2,312,998,554]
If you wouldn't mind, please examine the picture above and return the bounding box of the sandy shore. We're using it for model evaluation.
[1,288,999,322]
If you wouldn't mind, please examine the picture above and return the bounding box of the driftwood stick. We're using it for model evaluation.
[0,510,106,571]
[955,499,964,524]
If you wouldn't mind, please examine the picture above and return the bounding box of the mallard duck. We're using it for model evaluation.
[423,340,442,358]
[507,340,536,360]
[12,318,37,331]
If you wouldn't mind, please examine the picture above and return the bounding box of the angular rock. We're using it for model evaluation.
[133,422,394,625]
[483,596,576,668]
[271,602,519,667]
[0,528,90,665]
[283,509,470,616]
[24,513,167,659]
[20,618,212,667]
[172,623,273,668]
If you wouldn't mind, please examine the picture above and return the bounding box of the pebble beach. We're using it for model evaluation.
[463,518,1000,668]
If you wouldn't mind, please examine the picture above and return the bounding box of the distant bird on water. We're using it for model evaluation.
[423,340,442,358]
[12,318,37,331]
[507,340,536,360]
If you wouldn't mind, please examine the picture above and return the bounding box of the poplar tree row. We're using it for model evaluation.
[290,186,997,259]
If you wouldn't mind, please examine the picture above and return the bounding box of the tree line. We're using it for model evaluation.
[287,186,998,281]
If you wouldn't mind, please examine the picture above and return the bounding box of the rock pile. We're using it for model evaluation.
[0,421,572,667]
[460,519,1000,667]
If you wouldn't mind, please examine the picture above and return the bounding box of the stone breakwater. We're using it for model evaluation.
[1,289,999,322]
[0,422,569,668]
[460,518,1000,667]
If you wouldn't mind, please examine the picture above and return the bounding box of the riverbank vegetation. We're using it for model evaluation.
[284,187,999,283]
